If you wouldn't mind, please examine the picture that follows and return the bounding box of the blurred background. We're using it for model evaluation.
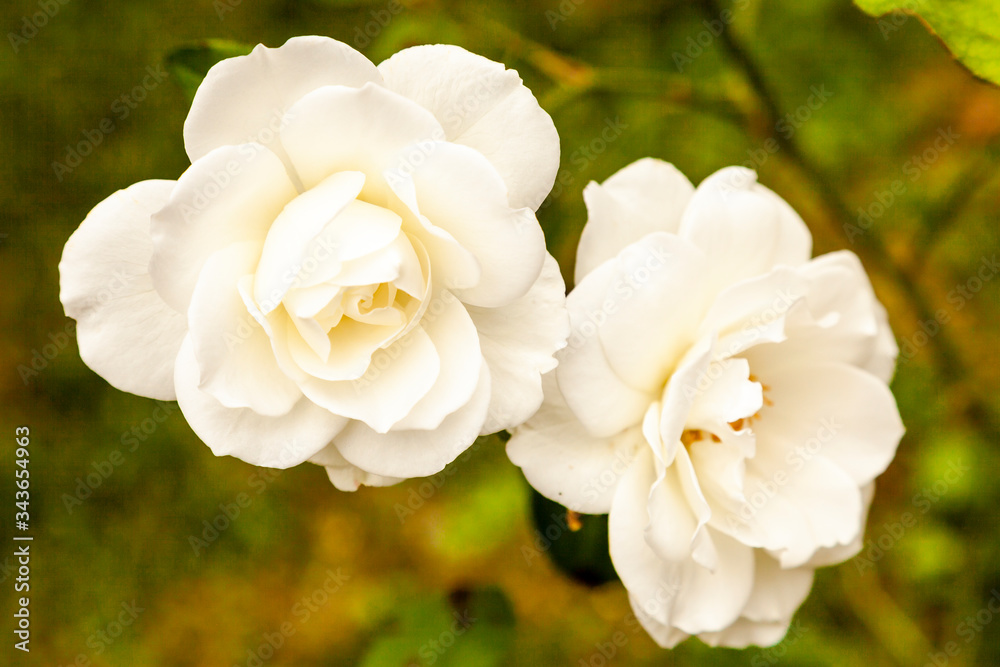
[2,0,999,664]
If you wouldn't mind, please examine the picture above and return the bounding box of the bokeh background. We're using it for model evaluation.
[2,0,999,665]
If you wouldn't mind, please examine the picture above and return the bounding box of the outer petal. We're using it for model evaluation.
[507,372,643,515]
[150,144,297,313]
[741,453,863,568]
[678,167,812,293]
[466,253,569,433]
[740,552,814,624]
[59,180,187,400]
[697,267,807,359]
[378,44,559,210]
[627,598,690,649]
[332,361,491,478]
[699,554,814,648]
[174,336,347,468]
[184,36,382,173]
[669,529,756,635]
[405,141,547,307]
[697,618,791,648]
[744,361,904,486]
[752,251,898,382]
[309,443,404,492]
[576,158,694,283]
[806,482,876,567]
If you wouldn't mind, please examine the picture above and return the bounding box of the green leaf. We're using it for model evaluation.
[529,489,618,587]
[165,39,255,100]
[359,587,515,667]
[855,0,1000,85]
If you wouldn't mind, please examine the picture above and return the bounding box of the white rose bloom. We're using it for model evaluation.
[60,36,568,489]
[508,159,904,647]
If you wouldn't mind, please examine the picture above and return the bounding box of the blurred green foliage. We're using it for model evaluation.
[1,0,999,665]
[854,0,1000,86]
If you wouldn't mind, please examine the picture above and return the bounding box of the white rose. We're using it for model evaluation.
[60,36,569,489]
[507,159,904,647]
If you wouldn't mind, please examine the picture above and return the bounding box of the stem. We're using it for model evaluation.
[840,568,935,667]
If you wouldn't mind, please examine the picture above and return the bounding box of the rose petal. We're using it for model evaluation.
[187,241,302,417]
[184,36,382,177]
[332,360,491,478]
[150,144,297,313]
[742,452,863,568]
[466,253,569,433]
[608,450,755,635]
[678,167,812,293]
[392,291,483,431]
[744,361,905,486]
[59,180,187,400]
[252,170,366,311]
[645,446,715,568]
[174,336,347,468]
[298,324,440,432]
[507,372,643,515]
[576,158,694,283]
[697,618,791,648]
[404,141,546,307]
[597,233,710,393]
[741,552,814,624]
[750,251,898,382]
[280,82,444,196]
[309,443,404,492]
[378,44,559,210]
[556,260,655,438]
